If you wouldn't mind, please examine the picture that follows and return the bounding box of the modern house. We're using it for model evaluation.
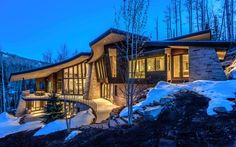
[10,28,236,121]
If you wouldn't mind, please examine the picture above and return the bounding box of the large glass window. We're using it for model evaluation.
[147,58,155,71]
[129,59,145,79]
[173,55,181,78]
[96,58,107,80]
[216,50,227,61]
[63,62,87,95]
[147,56,165,72]
[57,71,62,94]
[182,54,189,77]
[109,48,117,77]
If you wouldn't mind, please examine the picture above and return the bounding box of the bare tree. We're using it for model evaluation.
[213,15,220,40]
[172,0,178,36]
[230,0,234,40]
[42,49,53,63]
[73,49,79,56]
[195,0,200,31]
[163,5,172,38]
[225,0,232,40]
[179,0,183,35]
[115,0,150,125]
[155,16,159,40]
[0,56,6,112]
[55,44,69,63]
[185,0,193,33]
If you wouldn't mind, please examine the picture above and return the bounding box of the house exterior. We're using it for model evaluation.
[10,28,236,119]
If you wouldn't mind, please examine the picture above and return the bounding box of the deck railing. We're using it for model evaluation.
[59,95,97,113]
[22,93,97,112]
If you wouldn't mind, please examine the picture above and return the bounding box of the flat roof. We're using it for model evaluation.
[144,40,236,49]
[168,30,211,40]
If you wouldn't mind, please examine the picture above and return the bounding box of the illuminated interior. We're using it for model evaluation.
[182,54,189,77]
[172,54,189,79]
[216,50,227,61]
[109,48,117,78]
[63,62,87,95]
[96,58,107,80]
[173,55,181,78]
[147,56,165,72]
[101,83,111,101]
[129,59,145,79]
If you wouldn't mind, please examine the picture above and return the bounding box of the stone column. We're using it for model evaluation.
[189,47,227,81]
[86,63,100,100]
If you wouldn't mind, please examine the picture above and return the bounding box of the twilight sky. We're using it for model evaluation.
[0,0,171,61]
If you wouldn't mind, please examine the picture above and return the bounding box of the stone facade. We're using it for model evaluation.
[189,47,227,81]
[87,63,101,100]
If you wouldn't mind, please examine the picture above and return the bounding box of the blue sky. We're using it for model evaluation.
[0,0,170,61]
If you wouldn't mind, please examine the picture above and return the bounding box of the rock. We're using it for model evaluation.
[213,107,228,114]
[143,106,163,121]
[159,97,175,105]
[159,138,176,147]
[227,98,236,101]
[153,100,160,106]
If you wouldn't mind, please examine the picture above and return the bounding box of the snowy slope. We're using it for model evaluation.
[120,80,236,117]
[34,109,95,136]
[0,112,43,138]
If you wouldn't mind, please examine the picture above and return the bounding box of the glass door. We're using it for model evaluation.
[101,83,111,101]
[173,55,181,78]
[172,54,189,80]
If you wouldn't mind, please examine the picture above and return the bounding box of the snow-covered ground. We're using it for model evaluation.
[120,80,236,117]
[0,112,43,138]
[64,130,82,142]
[34,109,95,136]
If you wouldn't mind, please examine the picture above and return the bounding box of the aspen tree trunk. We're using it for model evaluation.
[179,0,183,35]
[156,17,159,40]
[1,60,6,112]
[225,0,232,40]
[174,0,178,36]
[231,0,234,40]
[196,0,200,31]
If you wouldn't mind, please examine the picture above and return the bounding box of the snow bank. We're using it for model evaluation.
[34,109,95,136]
[120,80,236,117]
[229,69,236,79]
[120,82,183,117]
[143,106,164,120]
[0,112,43,138]
[64,130,82,142]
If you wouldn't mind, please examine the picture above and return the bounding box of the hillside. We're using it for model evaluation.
[0,51,48,112]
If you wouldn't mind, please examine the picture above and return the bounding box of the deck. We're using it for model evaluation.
[22,94,118,123]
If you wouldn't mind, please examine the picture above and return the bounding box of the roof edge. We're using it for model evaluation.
[168,30,211,41]
[89,28,149,47]
[10,52,91,81]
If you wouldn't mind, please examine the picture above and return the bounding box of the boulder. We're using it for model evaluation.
[159,138,176,147]
[213,107,228,114]
[153,100,160,106]
[143,106,163,121]
[159,97,175,105]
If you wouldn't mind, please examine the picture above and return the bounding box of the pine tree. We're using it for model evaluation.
[42,92,65,124]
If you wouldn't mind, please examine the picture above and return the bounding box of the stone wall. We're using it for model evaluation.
[87,63,100,100]
[15,98,26,117]
[189,47,227,81]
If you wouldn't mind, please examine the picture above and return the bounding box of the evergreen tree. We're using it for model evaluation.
[42,92,65,124]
